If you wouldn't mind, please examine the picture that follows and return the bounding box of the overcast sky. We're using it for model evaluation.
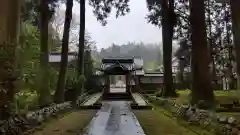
[68,0,162,49]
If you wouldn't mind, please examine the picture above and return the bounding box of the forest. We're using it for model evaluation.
[1,0,240,135]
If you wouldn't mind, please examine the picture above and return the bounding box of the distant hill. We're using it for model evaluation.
[92,42,178,69]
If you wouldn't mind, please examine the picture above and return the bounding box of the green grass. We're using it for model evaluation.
[173,90,240,104]
[134,110,196,135]
[30,110,96,135]
[218,112,240,119]
[134,107,213,135]
[177,90,240,97]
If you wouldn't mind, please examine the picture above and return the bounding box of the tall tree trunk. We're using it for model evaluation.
[189,0,214,108]
[230,0,240,90]
[0,0,21,120]
[74,0,85,104]
[207,0,216,84]
[162,0,176,97]
[178,58,184,88]
[78,0,85,76]
[38,0,51,107]
[55,0,73,103]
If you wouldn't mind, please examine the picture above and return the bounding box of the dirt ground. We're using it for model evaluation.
[30,110,96,135]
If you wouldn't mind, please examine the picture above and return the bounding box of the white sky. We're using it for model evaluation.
[70,0,162,49]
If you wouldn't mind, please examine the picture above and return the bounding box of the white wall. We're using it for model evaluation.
[134,58,143,68]
[49,55,76,62]
[140,76,163,84]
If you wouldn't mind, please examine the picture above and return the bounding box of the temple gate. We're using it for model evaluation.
[99,57,137,100]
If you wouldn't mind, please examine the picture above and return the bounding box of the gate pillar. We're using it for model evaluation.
[103,75,110,95]
[125,74,131,94]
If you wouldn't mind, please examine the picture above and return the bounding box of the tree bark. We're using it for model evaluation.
[189,0,214,108]
[74,0,86,104]
[78,0,85,75]
[0,0,21,120]
[38,0,51,107]
[178,58,184,88]
[55,0,73,103]
[230,0,240,90]
[161,0,176,97]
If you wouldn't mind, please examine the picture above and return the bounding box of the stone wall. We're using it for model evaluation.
[0,92,91,135]
[0,102,72,135]
[145,95,240,135]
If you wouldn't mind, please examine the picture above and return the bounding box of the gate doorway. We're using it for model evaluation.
[109,75,126,93]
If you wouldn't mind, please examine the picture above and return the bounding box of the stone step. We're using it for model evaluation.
[81,93,102,106]
[102,92,132,101]
[132,93,147,106]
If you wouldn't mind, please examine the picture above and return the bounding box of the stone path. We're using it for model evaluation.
[132,93,147,106]
[82,93,102,106]
[82,101,145,135]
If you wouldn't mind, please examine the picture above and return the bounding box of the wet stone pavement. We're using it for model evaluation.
[82,101,145,135]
